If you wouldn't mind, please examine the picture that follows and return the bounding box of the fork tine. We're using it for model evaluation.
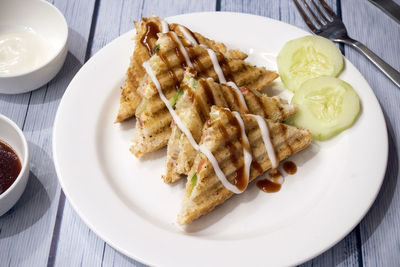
[318,0,339,19]
[293,0,319,32]
[301,0,323,27]
[311,0,329,22]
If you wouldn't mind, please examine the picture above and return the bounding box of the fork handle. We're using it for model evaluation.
[339,38,400,88]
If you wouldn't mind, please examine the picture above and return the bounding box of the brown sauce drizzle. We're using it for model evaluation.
[257,169,282,193]
[167,32,187,69]
[217,109,252,191]
[0,140,22,195]
[175,47,187,68]
[192,55,205,75]
[200,80,215,106]
[140,22,160,56]
[257,179,281,193]
[251,160,263,175]
[219,55,235,83]
[283,161,297,175]
[216,118,244,190]
[186,86,195,102]
[195,80,215,122]
[185,26,199,44]
[269,169,282,180]
[234,166,247,191]
[229,84,246,113]
[158,52,180,91]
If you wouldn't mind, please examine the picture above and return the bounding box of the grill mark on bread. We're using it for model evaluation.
[219,55,235,83]
[167,32,187,69]
[157,52,180,91]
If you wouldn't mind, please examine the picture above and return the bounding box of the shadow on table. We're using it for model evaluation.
[0,142,58,238]
[357,111,399,238]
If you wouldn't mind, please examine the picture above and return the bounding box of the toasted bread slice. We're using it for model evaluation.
[177,106,312,225]
[116,16,246,122]
[164,71,296,183]
[130,33,278,157]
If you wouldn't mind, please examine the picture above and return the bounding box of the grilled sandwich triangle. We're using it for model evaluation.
[178,106,312,225]
[116,16,248,122]
[164,70,297,183]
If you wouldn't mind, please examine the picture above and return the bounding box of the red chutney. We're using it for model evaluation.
[0,140,21,195]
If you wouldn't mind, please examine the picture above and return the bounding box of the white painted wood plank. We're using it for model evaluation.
[53,1,217,267]
[0,0,96,266]
[341,0,400,266]
[0,93,31,128]
[221,1,361,266]
[139,0,216,21]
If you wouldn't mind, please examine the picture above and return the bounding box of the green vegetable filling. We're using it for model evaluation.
[190,77,198,89]
[152,44,160,55]
[169,88,183,107]
[189,173,197,195]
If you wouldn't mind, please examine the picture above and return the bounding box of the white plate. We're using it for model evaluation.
[53,12,388,267]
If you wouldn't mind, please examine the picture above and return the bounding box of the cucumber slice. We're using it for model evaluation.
[291,76,360,140]
[277,35,344,91]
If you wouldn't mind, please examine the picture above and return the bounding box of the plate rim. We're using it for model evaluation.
[53,11,389,267]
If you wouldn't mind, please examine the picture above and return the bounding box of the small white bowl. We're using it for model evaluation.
[0,114,29,216]
[0,0,68,94]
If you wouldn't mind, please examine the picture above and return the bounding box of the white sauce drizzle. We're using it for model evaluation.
[199,144,242,194]
[248,114,279,169]
[232,111,252,191]
[168,31,194,69]
[161,19,169,33]
[178,25,198,45]
[145,22,257,194]
[160,20,193,69]
[206,50,249,114]
[206,48,226,83]
[143,61,199,150]
[145,59,253,194]
[268,174,284,185]
[226,81,249,113]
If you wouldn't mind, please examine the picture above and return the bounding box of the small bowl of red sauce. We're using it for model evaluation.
[0,114,29,216]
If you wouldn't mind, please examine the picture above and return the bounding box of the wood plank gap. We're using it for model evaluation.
[100,243,106,267]
[336,0,345,54]
[46,191,66,267]
[21,93,33,131]
[85,0,101,62]
[216,0,221,11]
[139,0,144,20]
[279,4,282,20]
[356,227,364,267]
[42,83,50,103]
[118,2,124,35]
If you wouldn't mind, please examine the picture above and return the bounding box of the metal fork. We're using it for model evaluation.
[294,0,400,88]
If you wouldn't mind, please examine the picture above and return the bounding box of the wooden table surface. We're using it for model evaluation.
[1,0,399,266]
